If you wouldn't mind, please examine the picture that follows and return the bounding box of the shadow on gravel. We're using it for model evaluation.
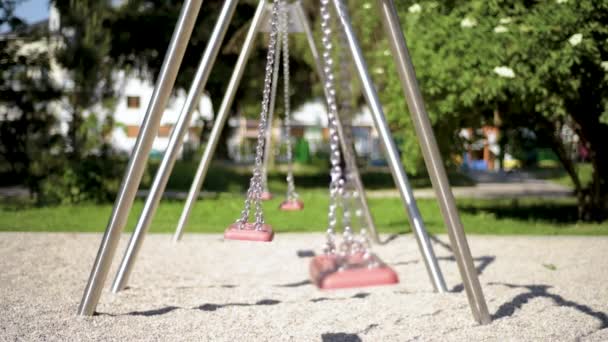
[275,279,311,288]
[379,234,400,245]
[429,234,453,252]
[321,332,362,342]
[297,250,316,258]
[390,259,419,266]
[310,292,370,303]
[195,299,281,312]
[438,255,496,293]
[459,200,579,224]
[430,234,497,293]
[321,324,378,342]
[128,306,179,317]
[107,299,282,317]
[489,282,608,330]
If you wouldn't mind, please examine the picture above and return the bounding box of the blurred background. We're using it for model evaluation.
[0,0,607,232]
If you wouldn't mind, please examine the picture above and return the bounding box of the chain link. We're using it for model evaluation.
[281,1,298,202]
[261,25,282,195]
[320,0,343,254]
[336,1,372,256]
[236,0,281,230]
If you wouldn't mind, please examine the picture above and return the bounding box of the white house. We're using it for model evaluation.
[226,99,380,162]
[4,3,215,157]
[109,71,214,156]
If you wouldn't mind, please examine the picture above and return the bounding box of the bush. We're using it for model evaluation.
[36,154,143,205]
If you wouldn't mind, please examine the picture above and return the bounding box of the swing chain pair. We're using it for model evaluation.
[336,4,372,257]
[321,0,372,260]
[236,0,282,230]
[281,1,298,202]
[320,0,343,254]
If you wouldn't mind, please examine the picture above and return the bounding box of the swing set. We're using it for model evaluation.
[76,0,492,325]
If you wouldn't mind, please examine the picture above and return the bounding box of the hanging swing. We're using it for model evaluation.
[278,3,303,211]
[309,0,398,289]
[224,0,284,242]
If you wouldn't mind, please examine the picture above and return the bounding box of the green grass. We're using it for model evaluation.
[1,192,606,235]
[146,161,476,193]
[527,163,593,189]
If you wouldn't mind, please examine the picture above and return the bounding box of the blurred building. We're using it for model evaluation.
[1,3,214,157]
[226,100,380,163]
[108,71,214,157]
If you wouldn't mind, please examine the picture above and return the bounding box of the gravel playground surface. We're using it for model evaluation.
[1,232,607,341]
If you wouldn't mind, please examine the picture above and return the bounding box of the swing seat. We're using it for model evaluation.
[279,199,304,211]
[224,222,274,242]
[260,191,273,201]
[309,253,398,289]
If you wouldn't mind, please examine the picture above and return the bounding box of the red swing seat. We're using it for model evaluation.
[310,252,399,289]
[279,199,304,211]
[224,222,274,242]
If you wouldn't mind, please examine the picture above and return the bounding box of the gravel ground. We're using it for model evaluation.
[1,232,607,341]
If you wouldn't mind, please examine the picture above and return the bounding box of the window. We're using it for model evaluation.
[127,96,140,109]
[126,125,172,138]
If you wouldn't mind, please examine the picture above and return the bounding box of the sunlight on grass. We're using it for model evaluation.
[1,192,606,235]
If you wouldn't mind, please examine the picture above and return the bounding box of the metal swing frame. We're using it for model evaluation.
[76,0,491,325]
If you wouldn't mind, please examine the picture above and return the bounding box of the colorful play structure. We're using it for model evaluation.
[76,0,492,325]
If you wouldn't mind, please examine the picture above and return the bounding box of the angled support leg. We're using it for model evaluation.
[109,0,239,293]
[76,0,204,316]
[294,2,381,245]
[376,0,491,324]
[173,0,268,242]
[330,0,447,293]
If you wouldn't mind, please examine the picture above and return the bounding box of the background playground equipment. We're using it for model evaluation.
[76,0,492,325]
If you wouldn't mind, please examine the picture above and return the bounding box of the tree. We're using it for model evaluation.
[52,0,115,161]
[0,0,63,191]
[351,0,608,221]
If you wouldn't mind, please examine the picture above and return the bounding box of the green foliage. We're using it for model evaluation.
[52,0,116,162]
[350,0,608,220]
[37,154,128,204]
[0,9,63,189]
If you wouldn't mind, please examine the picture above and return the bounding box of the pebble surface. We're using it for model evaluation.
[1,232,607,341]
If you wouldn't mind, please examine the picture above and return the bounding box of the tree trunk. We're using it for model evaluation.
[569,108,608,222]
[68,108,84,161]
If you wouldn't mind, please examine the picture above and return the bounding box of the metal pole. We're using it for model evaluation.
[376,0,490,324]
[173,0,268,242]
[261,29,282,194]
[76,0,203,316]
[293,3,381,244]
[110,0,238,293]
[330,0,447,293]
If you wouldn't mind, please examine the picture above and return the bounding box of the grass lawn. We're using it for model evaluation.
[528,163,593,189]
[1,191,606,235]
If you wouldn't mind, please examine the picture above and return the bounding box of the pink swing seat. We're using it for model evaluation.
[279,199,304,211]
[310,253,399,290]
[224,222,274,242]
[260,191,273,201]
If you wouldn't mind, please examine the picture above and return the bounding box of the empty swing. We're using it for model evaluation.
[278,3,303,211]
[224,0,283,242]
[309,0,398,289]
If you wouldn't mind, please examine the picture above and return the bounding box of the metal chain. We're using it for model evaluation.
[236,0,281,230]
[261,27,282,195]
[320,0,343,254]
[331,2,354,255]
[336,1,371,256]
[281,1,298,202]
